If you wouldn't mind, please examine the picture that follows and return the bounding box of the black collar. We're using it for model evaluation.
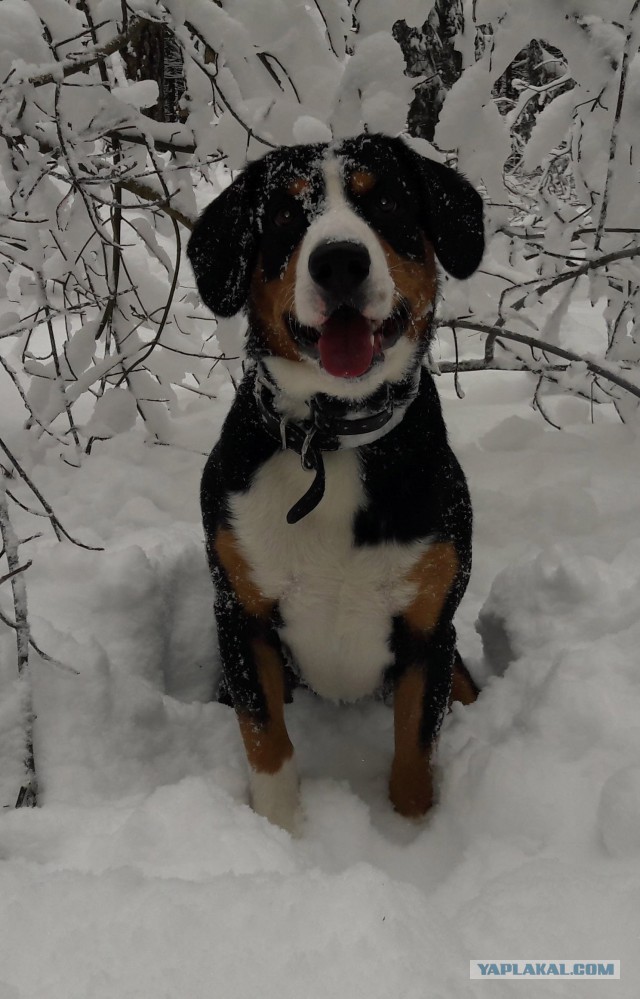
[252,362,420,524]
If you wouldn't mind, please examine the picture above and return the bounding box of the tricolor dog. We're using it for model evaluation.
[188,134,484,834]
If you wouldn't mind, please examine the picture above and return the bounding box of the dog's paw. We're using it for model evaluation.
[249,756,302,836]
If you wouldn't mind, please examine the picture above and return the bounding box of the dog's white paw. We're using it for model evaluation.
[249,756,302,836]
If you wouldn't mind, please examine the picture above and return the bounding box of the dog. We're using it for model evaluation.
[188,133,484,834]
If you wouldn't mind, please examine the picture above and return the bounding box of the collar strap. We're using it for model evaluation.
[253,363,420,524]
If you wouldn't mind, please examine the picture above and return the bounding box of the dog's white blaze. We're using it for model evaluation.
[249,756,300,836]
[229,448,434,703]
[281,153,419,405]
[294,156,395,328]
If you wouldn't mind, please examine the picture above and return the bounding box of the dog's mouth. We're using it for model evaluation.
[285,302,410,379]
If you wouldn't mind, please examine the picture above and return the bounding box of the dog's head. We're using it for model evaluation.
[188,134,484,399]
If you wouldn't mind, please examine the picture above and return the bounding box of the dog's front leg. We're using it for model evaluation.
[389,623,456,818]
[216,596,300,834]
[211,526,300,834]
[389,662,434,818]
[389,540,463,817]
[207,527,299,833]
[234,637,300,836]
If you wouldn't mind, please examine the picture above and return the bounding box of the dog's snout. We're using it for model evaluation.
[308,241,370,301]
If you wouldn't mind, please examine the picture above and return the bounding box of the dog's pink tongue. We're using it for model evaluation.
[318,314,373,378]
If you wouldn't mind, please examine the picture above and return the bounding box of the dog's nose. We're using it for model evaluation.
[308,241,370,301]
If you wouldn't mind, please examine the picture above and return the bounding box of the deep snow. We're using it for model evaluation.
[1,297,640,997]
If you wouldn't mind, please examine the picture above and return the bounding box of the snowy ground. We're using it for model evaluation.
[1,297,640,997]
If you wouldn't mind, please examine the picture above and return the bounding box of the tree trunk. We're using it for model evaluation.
[393,0,464,141]
[122,19,186,123]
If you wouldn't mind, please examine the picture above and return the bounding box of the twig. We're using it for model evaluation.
[0,354,68,443]
[312,0,339,57]
[505,244,640,311]
[0,605,76,674]
[450,324,465,399]
[594,0,640,253]
[533,374,562,429]
[437,358,568,374]
[36,270,81,450]
[0,561,32,587]
[0,437,104,550]
[29,21,144,88]
[0,483,37,807]
[182,20,277,149]
[118,178,194,230]
[115,150,183,384]
[446,320,640,401]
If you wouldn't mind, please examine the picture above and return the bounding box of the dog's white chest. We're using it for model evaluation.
[229,448,430,701]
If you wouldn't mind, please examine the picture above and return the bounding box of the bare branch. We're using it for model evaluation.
[0,438,104,550]
[594,0,640,253]
[0,560,32,588]
[0,484,37,806]
[117,177,195,230]
[447,320,640,402]
[502,244,640,314]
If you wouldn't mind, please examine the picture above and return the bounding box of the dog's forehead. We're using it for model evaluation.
[335,135,402,175]
[260,143,324,187]
[257,136,404,201]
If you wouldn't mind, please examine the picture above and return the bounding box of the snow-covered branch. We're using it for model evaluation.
[431,2,640,417]
[0,480,37,807]
[26,20,145,88]
[444,320,640,404]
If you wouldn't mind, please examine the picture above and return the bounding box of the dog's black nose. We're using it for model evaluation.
[308,241,370,301]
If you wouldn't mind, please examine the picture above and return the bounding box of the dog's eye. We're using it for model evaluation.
[377,193,398,213]
[273,206,295,227]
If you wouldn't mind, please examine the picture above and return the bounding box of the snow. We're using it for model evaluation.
[0,0,50,78]
[293,115,333,145]
[111,80,160,110]
[523,89,578,172]
[331,32,415,139]
[2,297,640,995]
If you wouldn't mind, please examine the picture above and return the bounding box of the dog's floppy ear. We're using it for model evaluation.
[398,141,485,279]
[187,168,258,317]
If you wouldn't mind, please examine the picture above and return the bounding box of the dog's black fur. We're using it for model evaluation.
[188,134,484,831]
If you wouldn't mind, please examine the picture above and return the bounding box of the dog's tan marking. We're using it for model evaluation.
[237,640,293,774]
[214,528,274,619]
[287,178,310,197]
[249,250,302,362]
[349,170,377,195]
[389,666,434,817]
[381,238,438,341]
[450,656,479,707]
[404,541,458,634]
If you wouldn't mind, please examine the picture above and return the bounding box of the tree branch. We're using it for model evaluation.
[447,320,640,402]
[505,244,640,310]
[593,0,640,253]
[0,560,32,587]
[0,483,37,807]
[117,177,195,230]
[29,21,144,88]
[0,437,104,550]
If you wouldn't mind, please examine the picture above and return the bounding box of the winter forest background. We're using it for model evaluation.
[1,2,640,996]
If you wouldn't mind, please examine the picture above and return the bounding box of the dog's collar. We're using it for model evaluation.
[252,361,421,524]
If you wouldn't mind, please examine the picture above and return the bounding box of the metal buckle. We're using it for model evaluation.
[279,416,289,451]
[300,427,316,470]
